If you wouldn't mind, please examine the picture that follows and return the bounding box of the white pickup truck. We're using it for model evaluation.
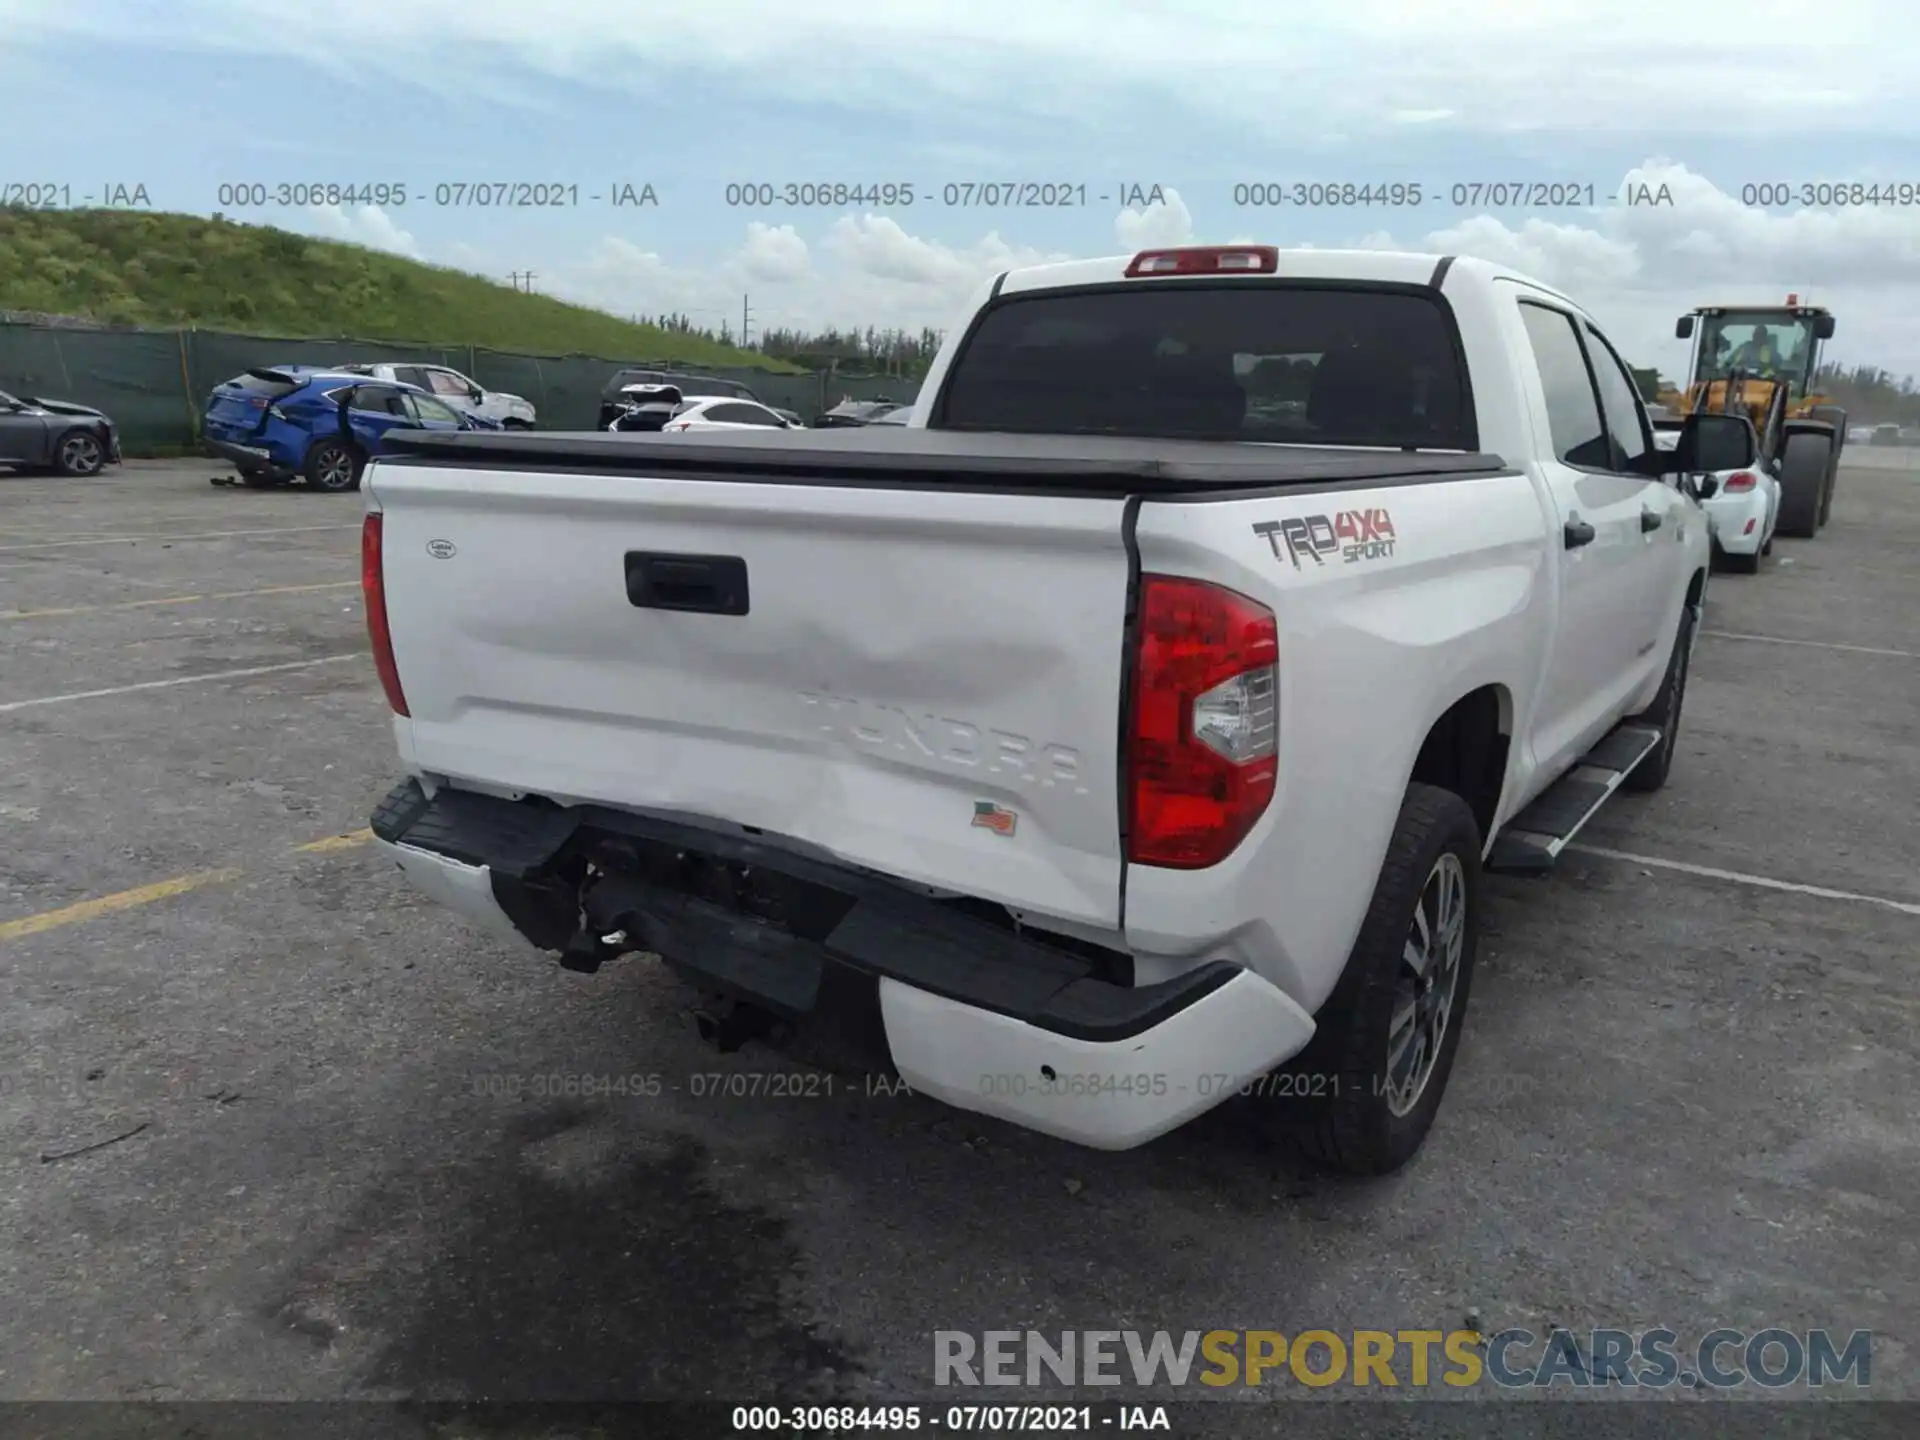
[360,246,1737,1174]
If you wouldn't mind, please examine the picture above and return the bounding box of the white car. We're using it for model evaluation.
[1656,424,1778,573]
[361,244,1720,1174]
[658,397,800,432]
[337,363,536,429]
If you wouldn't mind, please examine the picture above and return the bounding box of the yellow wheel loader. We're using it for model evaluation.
[1660,298,1843,538]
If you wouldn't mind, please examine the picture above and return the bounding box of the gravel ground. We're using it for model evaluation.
[0,457,1914,1438]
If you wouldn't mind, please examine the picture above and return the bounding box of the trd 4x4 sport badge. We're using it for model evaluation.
[1253,507,1397,569]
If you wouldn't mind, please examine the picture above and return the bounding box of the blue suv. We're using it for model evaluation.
[202,365,498,493]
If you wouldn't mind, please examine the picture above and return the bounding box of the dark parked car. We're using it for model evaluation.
[0,389,121,475]
[597,369,760,428]
[812,399,903,428]
[202,366,497,493]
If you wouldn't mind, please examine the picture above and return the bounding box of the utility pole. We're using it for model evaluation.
[741,292,754,348]
[507,271,537,293]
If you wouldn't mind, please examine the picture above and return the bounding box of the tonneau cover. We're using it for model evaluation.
[380,425,1507,492]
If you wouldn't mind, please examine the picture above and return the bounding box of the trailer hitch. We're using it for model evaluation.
[555,863,640,973]
[688,991,784,1053]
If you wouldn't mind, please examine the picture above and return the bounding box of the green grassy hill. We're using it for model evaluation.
[0,207,792,370]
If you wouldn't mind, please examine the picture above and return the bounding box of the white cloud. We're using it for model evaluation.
[540,218,1070,337]
[737,222,811,284]
[1347,159,1920,369]
[5,0,1912,140]
[520,159,1920,375]
[300,203,422,259]
[1114,187,1195,250]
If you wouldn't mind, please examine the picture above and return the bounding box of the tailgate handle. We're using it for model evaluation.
[625,551,750,615]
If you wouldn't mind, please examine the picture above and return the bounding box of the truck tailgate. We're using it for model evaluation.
[368,463,1133,929]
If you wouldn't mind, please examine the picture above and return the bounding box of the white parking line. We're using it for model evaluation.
[0,655,366,713]
[0,524,359,555]
[1567,844,1920,917]
[1701,630,1916,660]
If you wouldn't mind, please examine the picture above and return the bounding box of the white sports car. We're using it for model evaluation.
[1655,426,1780,574]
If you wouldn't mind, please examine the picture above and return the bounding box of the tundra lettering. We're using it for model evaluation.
[798,691,1088,792]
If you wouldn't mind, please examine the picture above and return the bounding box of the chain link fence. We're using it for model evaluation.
[0,322,914,454]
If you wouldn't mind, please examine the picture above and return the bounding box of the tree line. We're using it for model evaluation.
[636,314,945,376]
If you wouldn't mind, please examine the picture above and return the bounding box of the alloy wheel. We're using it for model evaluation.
[1383,852,1467,1117]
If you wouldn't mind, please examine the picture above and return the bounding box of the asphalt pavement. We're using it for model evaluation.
[0,457,1914,1436]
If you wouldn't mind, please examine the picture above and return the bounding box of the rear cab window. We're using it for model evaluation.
[933,284,1475,449]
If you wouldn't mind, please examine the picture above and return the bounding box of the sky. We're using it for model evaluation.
[4,0,1919,380]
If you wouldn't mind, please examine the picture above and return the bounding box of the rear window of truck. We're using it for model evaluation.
[936,284,1474,450]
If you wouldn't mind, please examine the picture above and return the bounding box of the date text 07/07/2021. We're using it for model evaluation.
[458,1070,1408,1104]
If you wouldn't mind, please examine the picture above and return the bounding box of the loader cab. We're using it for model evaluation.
[1675,304,1833,400]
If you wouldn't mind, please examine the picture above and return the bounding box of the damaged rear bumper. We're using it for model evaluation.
[369,778,1314,1150]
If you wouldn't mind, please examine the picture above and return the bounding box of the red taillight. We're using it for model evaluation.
[1125,245,1279,278]
[1125,576,1278,869]
[361,513,409,716]
[1722,470,1757,492]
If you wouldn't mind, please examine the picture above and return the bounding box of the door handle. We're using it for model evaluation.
[1563,518,1596,549]
[625,551,750,615]
[1641,508,1663,533]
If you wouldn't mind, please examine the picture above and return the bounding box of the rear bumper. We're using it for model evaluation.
[204,435,293,476]
[369,778,1314,1150]
[1704,493,1767,554]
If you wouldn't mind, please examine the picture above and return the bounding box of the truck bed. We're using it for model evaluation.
[381,426,1511,495]
[364,428,1516,936]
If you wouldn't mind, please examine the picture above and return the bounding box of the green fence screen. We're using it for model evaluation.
[0,323,914,453]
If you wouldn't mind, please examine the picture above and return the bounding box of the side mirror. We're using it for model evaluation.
[469,386,484,402]
[1675,315,1695,339]
[1814,314,1835,340]
[1669,411,1757,474]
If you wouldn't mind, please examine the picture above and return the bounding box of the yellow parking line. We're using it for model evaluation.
[0,581,359,621]
[0,826,378,944]
[0,868,246,943]
[293,828,375,853]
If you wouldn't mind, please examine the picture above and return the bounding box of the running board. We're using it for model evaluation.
[1486,723,1662,875]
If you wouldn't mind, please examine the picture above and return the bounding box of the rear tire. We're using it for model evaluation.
[1623,602,1696,793]
[303,439,363,493]
[1774,432,1830,538]
[1246,784,1481,1176]
[1811,406,1846,529]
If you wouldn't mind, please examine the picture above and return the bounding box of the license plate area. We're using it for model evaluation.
[581,832,858,944]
